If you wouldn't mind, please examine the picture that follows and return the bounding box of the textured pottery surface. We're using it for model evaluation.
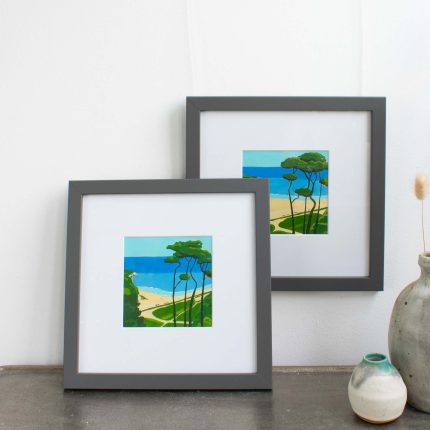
[389,253,430,413]
[348,353,407,423]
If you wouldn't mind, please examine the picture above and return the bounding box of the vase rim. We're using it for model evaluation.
[363,353,388,364]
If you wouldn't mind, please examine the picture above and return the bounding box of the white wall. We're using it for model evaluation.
[1,0,429,366]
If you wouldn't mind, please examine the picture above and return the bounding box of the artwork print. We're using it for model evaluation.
[123,236,212,328]
[243,150,329,234]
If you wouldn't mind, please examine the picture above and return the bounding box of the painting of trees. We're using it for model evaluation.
[277,152,328,234]
[123,236,212,328]
[164,240,212,327]
[243,150,329,234]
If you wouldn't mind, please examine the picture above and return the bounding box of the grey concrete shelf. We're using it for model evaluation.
[0,367,428,429]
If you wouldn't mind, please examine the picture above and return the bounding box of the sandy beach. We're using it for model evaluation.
[138,287,212,313]
[270,198,328,221]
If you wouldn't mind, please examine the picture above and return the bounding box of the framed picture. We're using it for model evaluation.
[64,179,272,390]
[186,97,386,291]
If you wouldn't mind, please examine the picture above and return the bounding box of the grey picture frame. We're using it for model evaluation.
[64,179,272,390]
[186,97,386,292]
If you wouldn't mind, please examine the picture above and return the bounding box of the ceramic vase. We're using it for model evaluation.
[389,253,430,412]
[348,353,407,424]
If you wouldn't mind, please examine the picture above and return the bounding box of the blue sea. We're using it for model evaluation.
[124,257,212,296]
[243,167,328,199]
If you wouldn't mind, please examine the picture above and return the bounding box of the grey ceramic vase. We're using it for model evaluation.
[389,253,430,413]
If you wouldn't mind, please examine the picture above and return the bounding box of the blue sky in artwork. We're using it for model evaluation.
[124,236,212,257]
[243,150,329,167]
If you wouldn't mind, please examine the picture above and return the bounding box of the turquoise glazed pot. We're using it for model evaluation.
[348,353,407,424]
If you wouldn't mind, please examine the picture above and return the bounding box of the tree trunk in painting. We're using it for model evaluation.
[172,262,181,327]
[302,175,311,234]
[288,181,296,234]
[183,258,191,326]
[314,176,328,234]
[306,175,318,234]
[282,173,298,235]
[200,268,207,327]
[314,175,323,234]
[306,195,317,233]
[302,197,308,234]
[188,259,198,327]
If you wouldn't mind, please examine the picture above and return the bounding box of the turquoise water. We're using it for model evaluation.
[134,272,211,296]
[125,257,212,295]
[243,166,328,199]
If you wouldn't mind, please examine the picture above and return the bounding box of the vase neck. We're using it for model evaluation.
[362,353,392,373]
[418,254,430,279]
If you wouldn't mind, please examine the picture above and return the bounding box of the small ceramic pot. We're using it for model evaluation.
[348,353,407,424]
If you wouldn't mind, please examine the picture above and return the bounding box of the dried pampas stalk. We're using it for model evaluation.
[415,174,428,254]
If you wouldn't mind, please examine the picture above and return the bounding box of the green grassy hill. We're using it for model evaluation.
[123,270,145,327]
[275,208,328,234]
[152,292,212,327]
[124,268,212,328]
